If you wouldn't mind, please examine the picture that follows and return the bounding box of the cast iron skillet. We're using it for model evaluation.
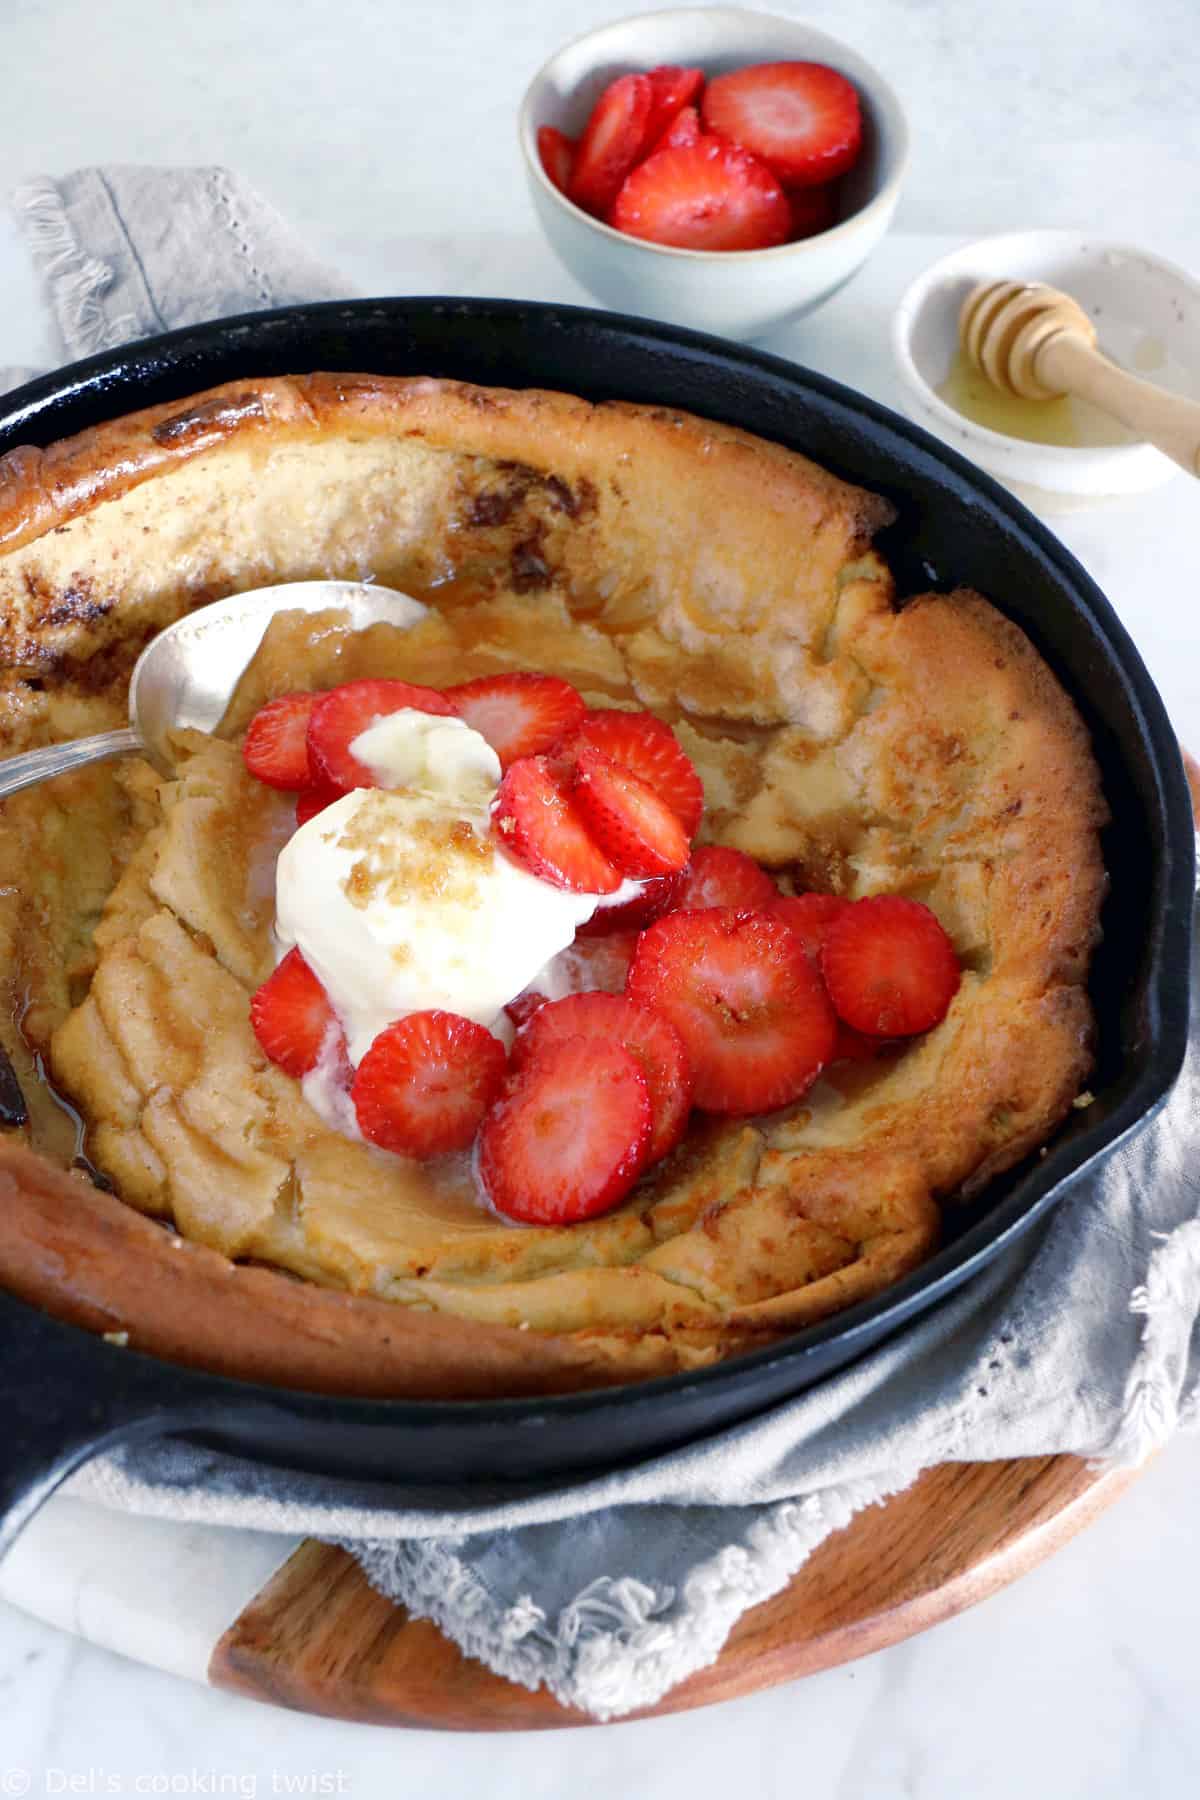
[0,299,1193,1558]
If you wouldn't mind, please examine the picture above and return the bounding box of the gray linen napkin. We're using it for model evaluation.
[4,168,1198,1721]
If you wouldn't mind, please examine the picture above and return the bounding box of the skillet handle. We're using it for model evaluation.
[0,1293,184,1562]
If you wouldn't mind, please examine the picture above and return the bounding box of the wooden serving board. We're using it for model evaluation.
[208,1455,1136,1728]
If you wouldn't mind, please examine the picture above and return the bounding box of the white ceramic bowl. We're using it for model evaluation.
[892,230,1200,505]
[518,6,909,339]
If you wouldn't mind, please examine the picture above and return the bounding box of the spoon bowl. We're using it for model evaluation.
[0,580,427,800]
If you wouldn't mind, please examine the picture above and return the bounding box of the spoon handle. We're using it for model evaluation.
[0,728,143,801]
[1037,333,1200,478]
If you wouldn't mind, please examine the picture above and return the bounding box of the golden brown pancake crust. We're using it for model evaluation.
[0,375,1107,1396]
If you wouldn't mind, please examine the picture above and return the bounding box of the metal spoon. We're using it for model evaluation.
[0,581,428,801]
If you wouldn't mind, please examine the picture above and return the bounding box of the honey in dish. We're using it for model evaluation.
[937,346,1137,449]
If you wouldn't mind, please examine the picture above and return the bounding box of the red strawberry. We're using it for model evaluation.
[562,928,641,994]
[768,891,851,960]
[627,908,837,1114]
[610,136,791,252]
[576,869,683,936]
[447,672,585,769]
[644,65,704,145]
[250,948,342,1080]
[307,678,455,794]
[351,1010,507,1157]
[504,990,549,1029]
[512,991,692,1163]
[479,1036,651,1225]
[295,785,342,828]
[767,896,880,1058]
[572,746,691,878]
[787,182,838,239]
[556,710,704,836]
[656,103,702,151]
[701,61,862,190]
[242,692,317,791]
[821,896,962,1037]
[569,73,654,218]
[833,1022,886,1063]
[492,755,620,894]
[537,125,576,195]
[675,845,778,912]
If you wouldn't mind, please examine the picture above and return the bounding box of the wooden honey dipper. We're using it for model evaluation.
[959,280,1200,477]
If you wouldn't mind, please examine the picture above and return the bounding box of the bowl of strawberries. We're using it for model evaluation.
[519,6,908,338]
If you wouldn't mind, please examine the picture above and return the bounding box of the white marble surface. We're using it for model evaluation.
[1,0,1199,1789]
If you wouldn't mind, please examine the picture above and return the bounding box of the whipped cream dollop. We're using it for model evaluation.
[274,708,626,1067]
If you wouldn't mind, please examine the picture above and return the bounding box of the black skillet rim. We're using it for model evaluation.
[0,294,1192,1437]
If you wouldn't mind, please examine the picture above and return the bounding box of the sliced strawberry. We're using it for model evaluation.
[572,746,691,879]
[701,61,862,190]
[787,182,838,239]
[561,928,641,993]
[833,1021,886,1062]
[492,755,620,894]
[447,672,585,769]
[295,785,342,828]
[576,869,683,936]
[675,845,778,912]
[655,103,702,151]
[513,991,691,1165]
[479,1036,651,1225]
[504,990,549,1029]
[821,896,961,1037]
[250,948,342,1080]
[307,678,455,794]
[644,65,704,145]
[610,136,791,252]
[765,897,880,1060]
[537,125,577,195]
[768,891,851,960]
[627,908,836,1114]
[242,692,317,791]
[351,1010,507,1157]
[556,710,704,836]
[569,73,654,218]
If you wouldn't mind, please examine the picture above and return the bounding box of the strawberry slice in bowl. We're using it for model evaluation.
[537,125,577,196]
[643,64,704,147]
[610,135,792,253]
[479,1035,652,1225]
[655,103,702,152]
[627,907,837,1114]
[569,72,654,219]
[787,182,839,239]
[701,61,863,189]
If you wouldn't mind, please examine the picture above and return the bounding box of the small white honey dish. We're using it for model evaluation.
[891,230,1200,507]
